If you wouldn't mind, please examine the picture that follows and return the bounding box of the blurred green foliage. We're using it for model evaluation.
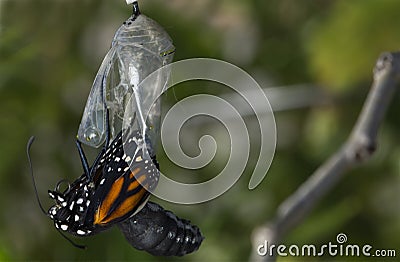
[1,0,400,261]
[307,0,400,92]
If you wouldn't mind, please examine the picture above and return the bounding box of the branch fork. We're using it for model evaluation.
[251,52,400,261]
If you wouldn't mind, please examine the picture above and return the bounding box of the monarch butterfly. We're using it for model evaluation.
[47,128,158,237]
[27,2,203,256]
[28,112,204,255]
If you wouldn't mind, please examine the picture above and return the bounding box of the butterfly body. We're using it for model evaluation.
[40,128,204,256]
[119,201,204,256]
[48,131,158,237]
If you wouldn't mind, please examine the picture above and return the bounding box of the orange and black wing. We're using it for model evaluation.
[85,131,159,228]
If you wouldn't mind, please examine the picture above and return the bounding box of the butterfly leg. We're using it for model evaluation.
[87,108,111,177]
[77,107,110,178]
[104,107,111,148]
[76,140,90,176]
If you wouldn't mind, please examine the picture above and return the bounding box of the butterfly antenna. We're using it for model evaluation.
[57,230,86,250]
[27,136,48,215]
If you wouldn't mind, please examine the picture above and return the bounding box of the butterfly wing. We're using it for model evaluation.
[85,131,159,228]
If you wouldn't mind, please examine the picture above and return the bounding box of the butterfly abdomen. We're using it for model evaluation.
[118,201,204,256]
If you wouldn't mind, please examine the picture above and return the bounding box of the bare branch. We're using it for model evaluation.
[250,52,400,261]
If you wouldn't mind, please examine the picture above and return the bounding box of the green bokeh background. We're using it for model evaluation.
[1,0,400,261]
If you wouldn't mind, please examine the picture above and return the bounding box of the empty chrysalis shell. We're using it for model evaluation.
[78,6,175,148]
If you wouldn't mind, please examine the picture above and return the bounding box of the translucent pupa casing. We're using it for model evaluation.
[77,12,175,148]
